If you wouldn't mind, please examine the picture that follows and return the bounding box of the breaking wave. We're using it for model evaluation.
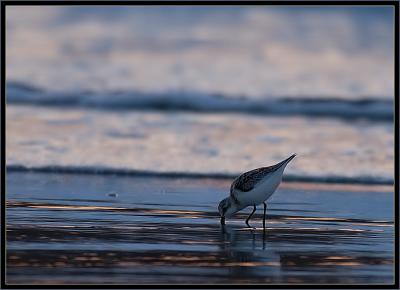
[7,81,393,121]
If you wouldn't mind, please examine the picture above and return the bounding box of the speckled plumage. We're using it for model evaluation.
[230,154,296,204]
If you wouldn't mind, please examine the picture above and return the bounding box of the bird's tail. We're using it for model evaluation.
[276,153,296,169]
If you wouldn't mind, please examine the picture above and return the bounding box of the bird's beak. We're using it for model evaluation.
[220,216,225,225]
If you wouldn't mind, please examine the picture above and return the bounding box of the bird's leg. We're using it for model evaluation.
[220,216,226,225]
[246,205,256,228]
[262,228,266,250]
[263,202,267,229]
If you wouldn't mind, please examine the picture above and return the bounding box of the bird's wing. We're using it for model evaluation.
[230,155,296,203]
[230,166,275,195]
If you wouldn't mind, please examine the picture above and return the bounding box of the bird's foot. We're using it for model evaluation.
[245,222,256,230]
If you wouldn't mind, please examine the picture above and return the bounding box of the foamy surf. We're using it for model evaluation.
[7,82,393,121]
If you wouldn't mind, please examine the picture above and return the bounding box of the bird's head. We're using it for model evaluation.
[218,197,240,225]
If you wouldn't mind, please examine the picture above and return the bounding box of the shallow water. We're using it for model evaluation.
[6,172,394,284]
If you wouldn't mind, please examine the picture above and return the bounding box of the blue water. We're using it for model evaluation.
[6,172,394,284]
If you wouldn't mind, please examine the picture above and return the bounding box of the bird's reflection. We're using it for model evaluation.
[218,224,272,280]
[219,223,267,252]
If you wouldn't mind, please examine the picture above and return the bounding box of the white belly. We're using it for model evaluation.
[239,170,283,206]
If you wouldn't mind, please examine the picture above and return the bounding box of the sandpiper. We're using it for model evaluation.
[218,154,296,228]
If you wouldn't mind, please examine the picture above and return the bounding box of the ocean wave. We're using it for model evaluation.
[7,81,393,121]
[6,165,393,185]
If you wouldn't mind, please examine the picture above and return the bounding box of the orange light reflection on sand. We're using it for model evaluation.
[7,201,200,215]
[27,205,126,211]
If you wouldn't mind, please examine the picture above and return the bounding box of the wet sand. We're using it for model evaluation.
[6,172,394,285]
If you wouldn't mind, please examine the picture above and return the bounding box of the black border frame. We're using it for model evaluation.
[1,1,398,289]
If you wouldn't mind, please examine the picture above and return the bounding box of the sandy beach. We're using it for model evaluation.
[6,171,394,284]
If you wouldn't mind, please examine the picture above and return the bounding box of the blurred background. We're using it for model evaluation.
[5,6,395,285]
[6,6,394,184]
